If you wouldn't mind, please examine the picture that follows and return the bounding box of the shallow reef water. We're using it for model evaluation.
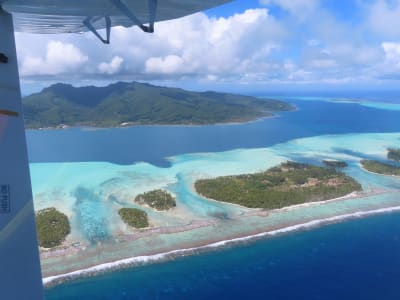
[26,95,400,299]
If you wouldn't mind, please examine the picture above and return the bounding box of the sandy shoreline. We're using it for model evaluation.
[360,165,400,178]
[27,115,275,131]
[42,189,397,288]
[26,106,297,132]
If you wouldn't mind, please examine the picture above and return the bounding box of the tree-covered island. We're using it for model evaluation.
[22,81,294,128]
[36,208,71,248]
[135,189,176,211]
[118,208,149,228]
[323,160,348,168]
[388,148,400,162]
[361,160,400,176]
[195,161,362,210]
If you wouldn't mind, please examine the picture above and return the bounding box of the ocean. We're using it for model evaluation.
[27,97,400,166]
[44,211,400,300]
[25,93,400,299]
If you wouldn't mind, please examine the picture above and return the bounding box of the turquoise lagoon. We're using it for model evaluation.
[31,131,400,281]
[32,94,400,299]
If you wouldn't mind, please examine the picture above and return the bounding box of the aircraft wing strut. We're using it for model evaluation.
[83,0,158,44]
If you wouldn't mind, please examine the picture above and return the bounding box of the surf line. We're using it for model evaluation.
[42,205,400,287]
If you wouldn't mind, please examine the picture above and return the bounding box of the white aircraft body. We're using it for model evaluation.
[0,1,231,299]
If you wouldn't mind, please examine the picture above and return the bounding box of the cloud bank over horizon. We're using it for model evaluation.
[15,0,400,91]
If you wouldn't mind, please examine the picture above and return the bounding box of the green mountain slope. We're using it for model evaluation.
[23,82,294,128]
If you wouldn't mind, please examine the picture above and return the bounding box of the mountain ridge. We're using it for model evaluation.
[23,81,294,129]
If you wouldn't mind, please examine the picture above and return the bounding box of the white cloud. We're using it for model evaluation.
[260,0,319,20]
[145,55,185,74]
[13,2,400,89]
[98,56,124,74]
[287,69,312,81]
[307,39,320,47]
[308,58,337,69]
[373,42,400,79]
[382,42,400,64]
[16,9,285,82]
[20,41,88,76]
[143,9,285,78]
[366,0,400,39]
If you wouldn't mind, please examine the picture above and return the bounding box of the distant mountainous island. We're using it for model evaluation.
[22,82,294,129]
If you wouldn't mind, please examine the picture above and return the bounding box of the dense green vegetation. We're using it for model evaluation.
[323,160,348,168]
[35,208,70,248]
[118,208,149,228]
[135,190,176,211]
[22,82,294,128]
[361,160,400,176]
[388,148,400,162]
[195,161,362,210]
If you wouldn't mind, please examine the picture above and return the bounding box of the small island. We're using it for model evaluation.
[323,160,348,168]
[118,208,149,228]
[135,189,176,211]
[388,148,400,162]
[361,159,400,176]
[36,208,71,248]
[195,161,362,210]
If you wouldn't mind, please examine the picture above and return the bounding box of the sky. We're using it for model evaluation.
[14,0,400,95]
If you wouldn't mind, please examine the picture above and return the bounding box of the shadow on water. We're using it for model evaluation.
[208,211,231,220]
[283,155,327,166]
[331,148,383,160]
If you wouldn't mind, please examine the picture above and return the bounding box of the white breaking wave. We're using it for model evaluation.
[43,205,400,286]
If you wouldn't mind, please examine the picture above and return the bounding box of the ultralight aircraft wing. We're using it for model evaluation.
[3,0,231,42]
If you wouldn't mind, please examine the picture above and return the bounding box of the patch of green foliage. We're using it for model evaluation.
[36,208,70,248]
[323,160,348,168]
[195,161,362,210]
[135,189,176,211]
[361,159,400,176]
[118,208,149,228]
[388,148,400,162]
[22,82,294,128]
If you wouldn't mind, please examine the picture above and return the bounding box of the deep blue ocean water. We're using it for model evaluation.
[27,98,400,167]
[45,212,400,300]
[27,93,400,300]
